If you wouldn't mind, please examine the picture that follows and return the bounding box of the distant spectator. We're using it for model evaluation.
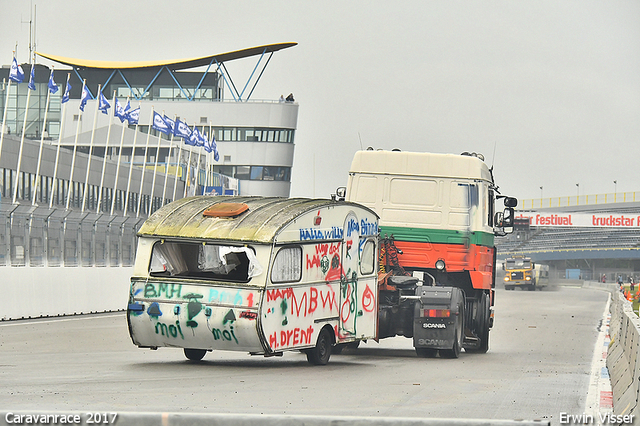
[286,93,295,102]
[279,95,284,103]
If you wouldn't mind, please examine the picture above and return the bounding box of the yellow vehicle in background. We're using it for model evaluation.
[502,256,549,291]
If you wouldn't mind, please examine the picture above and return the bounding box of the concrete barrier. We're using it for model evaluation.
[0,266,133,320]
[0,411,550,426]
[604,281,640,421]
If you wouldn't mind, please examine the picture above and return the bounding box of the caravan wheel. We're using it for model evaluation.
[306,328,332,365]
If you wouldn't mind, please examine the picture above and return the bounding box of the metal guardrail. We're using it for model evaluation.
[0,412,550,426]
[520,192,640,210]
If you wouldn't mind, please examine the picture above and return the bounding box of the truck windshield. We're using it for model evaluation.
[149,241,263,283]
[505,259,532,270]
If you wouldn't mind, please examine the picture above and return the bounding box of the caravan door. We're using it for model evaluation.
[339,212,361,338]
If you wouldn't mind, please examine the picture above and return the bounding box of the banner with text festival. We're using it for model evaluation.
[517,212,640,228]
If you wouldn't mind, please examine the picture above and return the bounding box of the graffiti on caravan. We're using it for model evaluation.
[517,212,640,227]
[299,227,344,241]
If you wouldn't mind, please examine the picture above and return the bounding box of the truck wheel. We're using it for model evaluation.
[415,348,437,358]
[184,348,206,361]
[466,293,490,354]
[306,328,332,365]
[441,302,463,359]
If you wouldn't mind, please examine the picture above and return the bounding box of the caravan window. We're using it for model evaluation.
[149,241,262,283]
[271,246,302,283]
[360,239,376,275]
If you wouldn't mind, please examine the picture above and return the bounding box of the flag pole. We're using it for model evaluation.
[49,73,70,209]
[81,84,101,213]
[110,96,130,216]
[95,90,116,214]
[0,77,12,167]
[208,122,213,191]
[184,139,194,198]
[32,69,54,205]
[171,124,184,203]
[65,79,87,210]
[0,51,18,167]
[136,107,154,217]
[12,62,35,204]
[161,115,176,206]
[123,101,141,216]
[147,112,164,215]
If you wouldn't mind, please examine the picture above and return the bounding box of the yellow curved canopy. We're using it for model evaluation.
[36,42,297,70]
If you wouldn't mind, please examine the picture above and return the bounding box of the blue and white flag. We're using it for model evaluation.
[188,127,203,146]
[61,77,72,103]
[163,115,175,135]
[126,107,140,125]
[211,135,219,161]
[79,86,91,112]
[9,56,24,83]
[203,133,213,153]
[48,70,58,94]
[175,119,192,139]
[27,66,36,90]
[98,91,110,114]
[114,98,127,122]
[152,111,171,134]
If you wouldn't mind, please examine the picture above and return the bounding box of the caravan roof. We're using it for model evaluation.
[138,196,372,243]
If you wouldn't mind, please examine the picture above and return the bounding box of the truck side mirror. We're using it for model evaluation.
[333,187,346,201]
[494,207,515,236]
[504,197,518,208]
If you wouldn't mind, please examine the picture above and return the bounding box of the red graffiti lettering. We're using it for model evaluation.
[240,311,258,320]
[320,286,337,310]
[362,284,375,312]
[306,254,321,269]
[267,288,294,302]
[292,291,308,317]
[269,332,278,349]
[247,293,254,307]
[279,325,314,347]
[309,287,318,313]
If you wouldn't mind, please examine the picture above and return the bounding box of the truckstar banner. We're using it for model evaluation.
[516,212,640,227]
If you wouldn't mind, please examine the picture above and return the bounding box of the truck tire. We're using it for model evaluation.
[306,328,332,365]
[505,285,514,290]
[441,301,463,358]
[184,348,206,361]
[466,293,490,354]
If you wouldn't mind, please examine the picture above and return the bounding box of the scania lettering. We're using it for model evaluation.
[341,149,516,358]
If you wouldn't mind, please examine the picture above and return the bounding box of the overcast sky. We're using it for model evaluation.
[2,1,639,202]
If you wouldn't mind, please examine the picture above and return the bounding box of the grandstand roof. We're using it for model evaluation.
[36,42,297,70]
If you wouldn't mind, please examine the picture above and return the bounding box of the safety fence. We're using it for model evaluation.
[606,282,640,420]
[520,192,640,210]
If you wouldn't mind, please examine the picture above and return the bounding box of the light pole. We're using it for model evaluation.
[540,186,543,199]
[614,180,617,202]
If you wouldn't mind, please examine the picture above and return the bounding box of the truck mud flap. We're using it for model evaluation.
[412,286,464,350]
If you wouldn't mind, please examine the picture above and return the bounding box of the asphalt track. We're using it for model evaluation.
[0,285,608,425]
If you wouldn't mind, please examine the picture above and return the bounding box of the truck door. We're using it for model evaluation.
[339,212,360,337]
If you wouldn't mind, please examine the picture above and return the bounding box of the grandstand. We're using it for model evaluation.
[496,196,640,281]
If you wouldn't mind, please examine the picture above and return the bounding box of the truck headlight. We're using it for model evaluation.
[504,276,509,281]
[525,276,531,281]
[435,259,446,271]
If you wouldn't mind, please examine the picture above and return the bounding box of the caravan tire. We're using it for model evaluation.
[184,348,207,361]
[306,328,332,365]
